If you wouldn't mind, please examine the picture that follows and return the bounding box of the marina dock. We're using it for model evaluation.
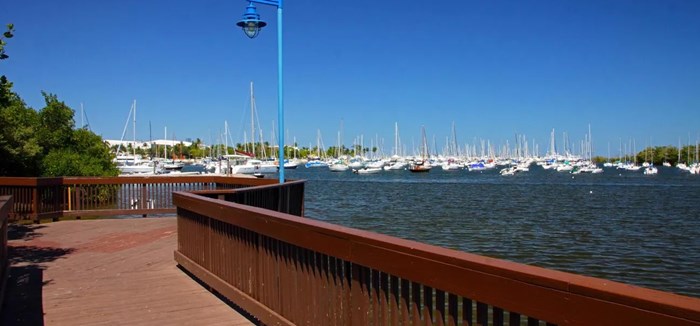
[3,217,253,325]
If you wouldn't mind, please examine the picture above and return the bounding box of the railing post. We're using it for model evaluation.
[141,183,148,217]
[207,215,212,271]
[277,184,283,213]
[32,186,40,224]
[75,184,82,218]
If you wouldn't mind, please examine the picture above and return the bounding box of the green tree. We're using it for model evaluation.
[188,138,205,158]
[41,129,118,176]
[38,92,75,152]
[0,23,13,61]
[0,23,15,107]
[0,99,41,175]
[0,24,43,175]
[0,80,117,177]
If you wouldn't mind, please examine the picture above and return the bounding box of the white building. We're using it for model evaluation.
[106,139,194,150]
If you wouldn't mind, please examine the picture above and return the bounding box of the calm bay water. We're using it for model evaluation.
[282,166,700,298]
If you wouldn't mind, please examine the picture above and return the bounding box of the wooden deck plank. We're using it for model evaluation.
[3,217,255,325]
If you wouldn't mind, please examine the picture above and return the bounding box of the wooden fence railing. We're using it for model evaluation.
[191,180,305,216]
[0,195,12,309]
[174,191,700,326]
[0,176,295,223]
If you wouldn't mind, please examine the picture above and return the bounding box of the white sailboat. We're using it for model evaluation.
[223,82,278,175]
[114,100,160,175]
[329,161,349,172]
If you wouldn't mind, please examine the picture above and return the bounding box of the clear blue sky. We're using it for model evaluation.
[1,0,699,156]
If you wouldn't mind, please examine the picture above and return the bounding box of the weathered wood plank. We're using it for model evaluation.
[3,218,253,325]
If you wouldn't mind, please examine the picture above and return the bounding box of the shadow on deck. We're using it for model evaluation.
[3,224,74,325]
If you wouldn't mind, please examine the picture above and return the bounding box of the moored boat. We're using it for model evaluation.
[353,167,382,174]
[408,161,431,173]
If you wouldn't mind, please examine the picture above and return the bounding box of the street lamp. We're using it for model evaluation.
[236,0,285,184]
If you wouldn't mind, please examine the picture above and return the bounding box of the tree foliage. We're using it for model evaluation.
[0,91,118,177]
[0,23,13,60]
[41,129,119,177]
[0,98,41,175]
[604,145,698,166]
[1,24,16,109]
[0,24,118,177]
[38,92,75,151]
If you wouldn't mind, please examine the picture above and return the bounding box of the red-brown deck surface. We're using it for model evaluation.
[3,217,254,325]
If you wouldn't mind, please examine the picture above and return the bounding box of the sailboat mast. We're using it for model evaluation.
[224,121,229,155]
[317,129,321,158]
[132,100,137,157]
[549,128,555,157]
[588,124,592,161]
[394,123,398,156]
[250,81,256,157]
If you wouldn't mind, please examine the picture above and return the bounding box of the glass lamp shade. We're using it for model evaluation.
[236,2,267,39]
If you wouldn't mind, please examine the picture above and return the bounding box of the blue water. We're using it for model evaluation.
[281,165,700,298]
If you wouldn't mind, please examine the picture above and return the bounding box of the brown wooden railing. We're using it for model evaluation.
[174,191,700,326]
[0,176,294,223]
[0,195,12,309]
[191,180,305,216]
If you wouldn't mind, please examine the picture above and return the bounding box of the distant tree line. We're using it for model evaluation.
[593,145,698,165]
[0,24,118,177]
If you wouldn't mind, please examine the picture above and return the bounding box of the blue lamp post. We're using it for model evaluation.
[236,1,285,184]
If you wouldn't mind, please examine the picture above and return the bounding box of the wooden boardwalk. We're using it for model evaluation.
[2,217,255,326]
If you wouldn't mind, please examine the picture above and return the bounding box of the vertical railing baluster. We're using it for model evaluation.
[372,269,380,325]
[343,260,352,325]
[380,272,389,326]
[308,249,317,324]
[318,253,330,325]
[282,243,292,321]
[447,293,458,326]
[329,256,339,325]
[435,289,445,326]
[411,282,421,325]
[463,298,473,326]
[509,311,521,326]
[493,307,504,326]
[294,246,304,324]
[351,264,368,325]
[260,235,269,309]
[31,185,39,223]
[363,265,372,325]
[423,285,434,325]
[528,316,540,326]
[401,278,410,326]
[476,302,488,326]
[390,274,399,326]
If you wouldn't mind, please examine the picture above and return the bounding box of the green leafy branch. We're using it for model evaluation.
[1,23,15,60]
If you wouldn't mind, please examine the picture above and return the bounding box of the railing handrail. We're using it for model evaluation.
[190,179,306,196]
[0,177,63,187]
[0,175,294,222]
[0,175,281,186]
[173,190,700,325]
